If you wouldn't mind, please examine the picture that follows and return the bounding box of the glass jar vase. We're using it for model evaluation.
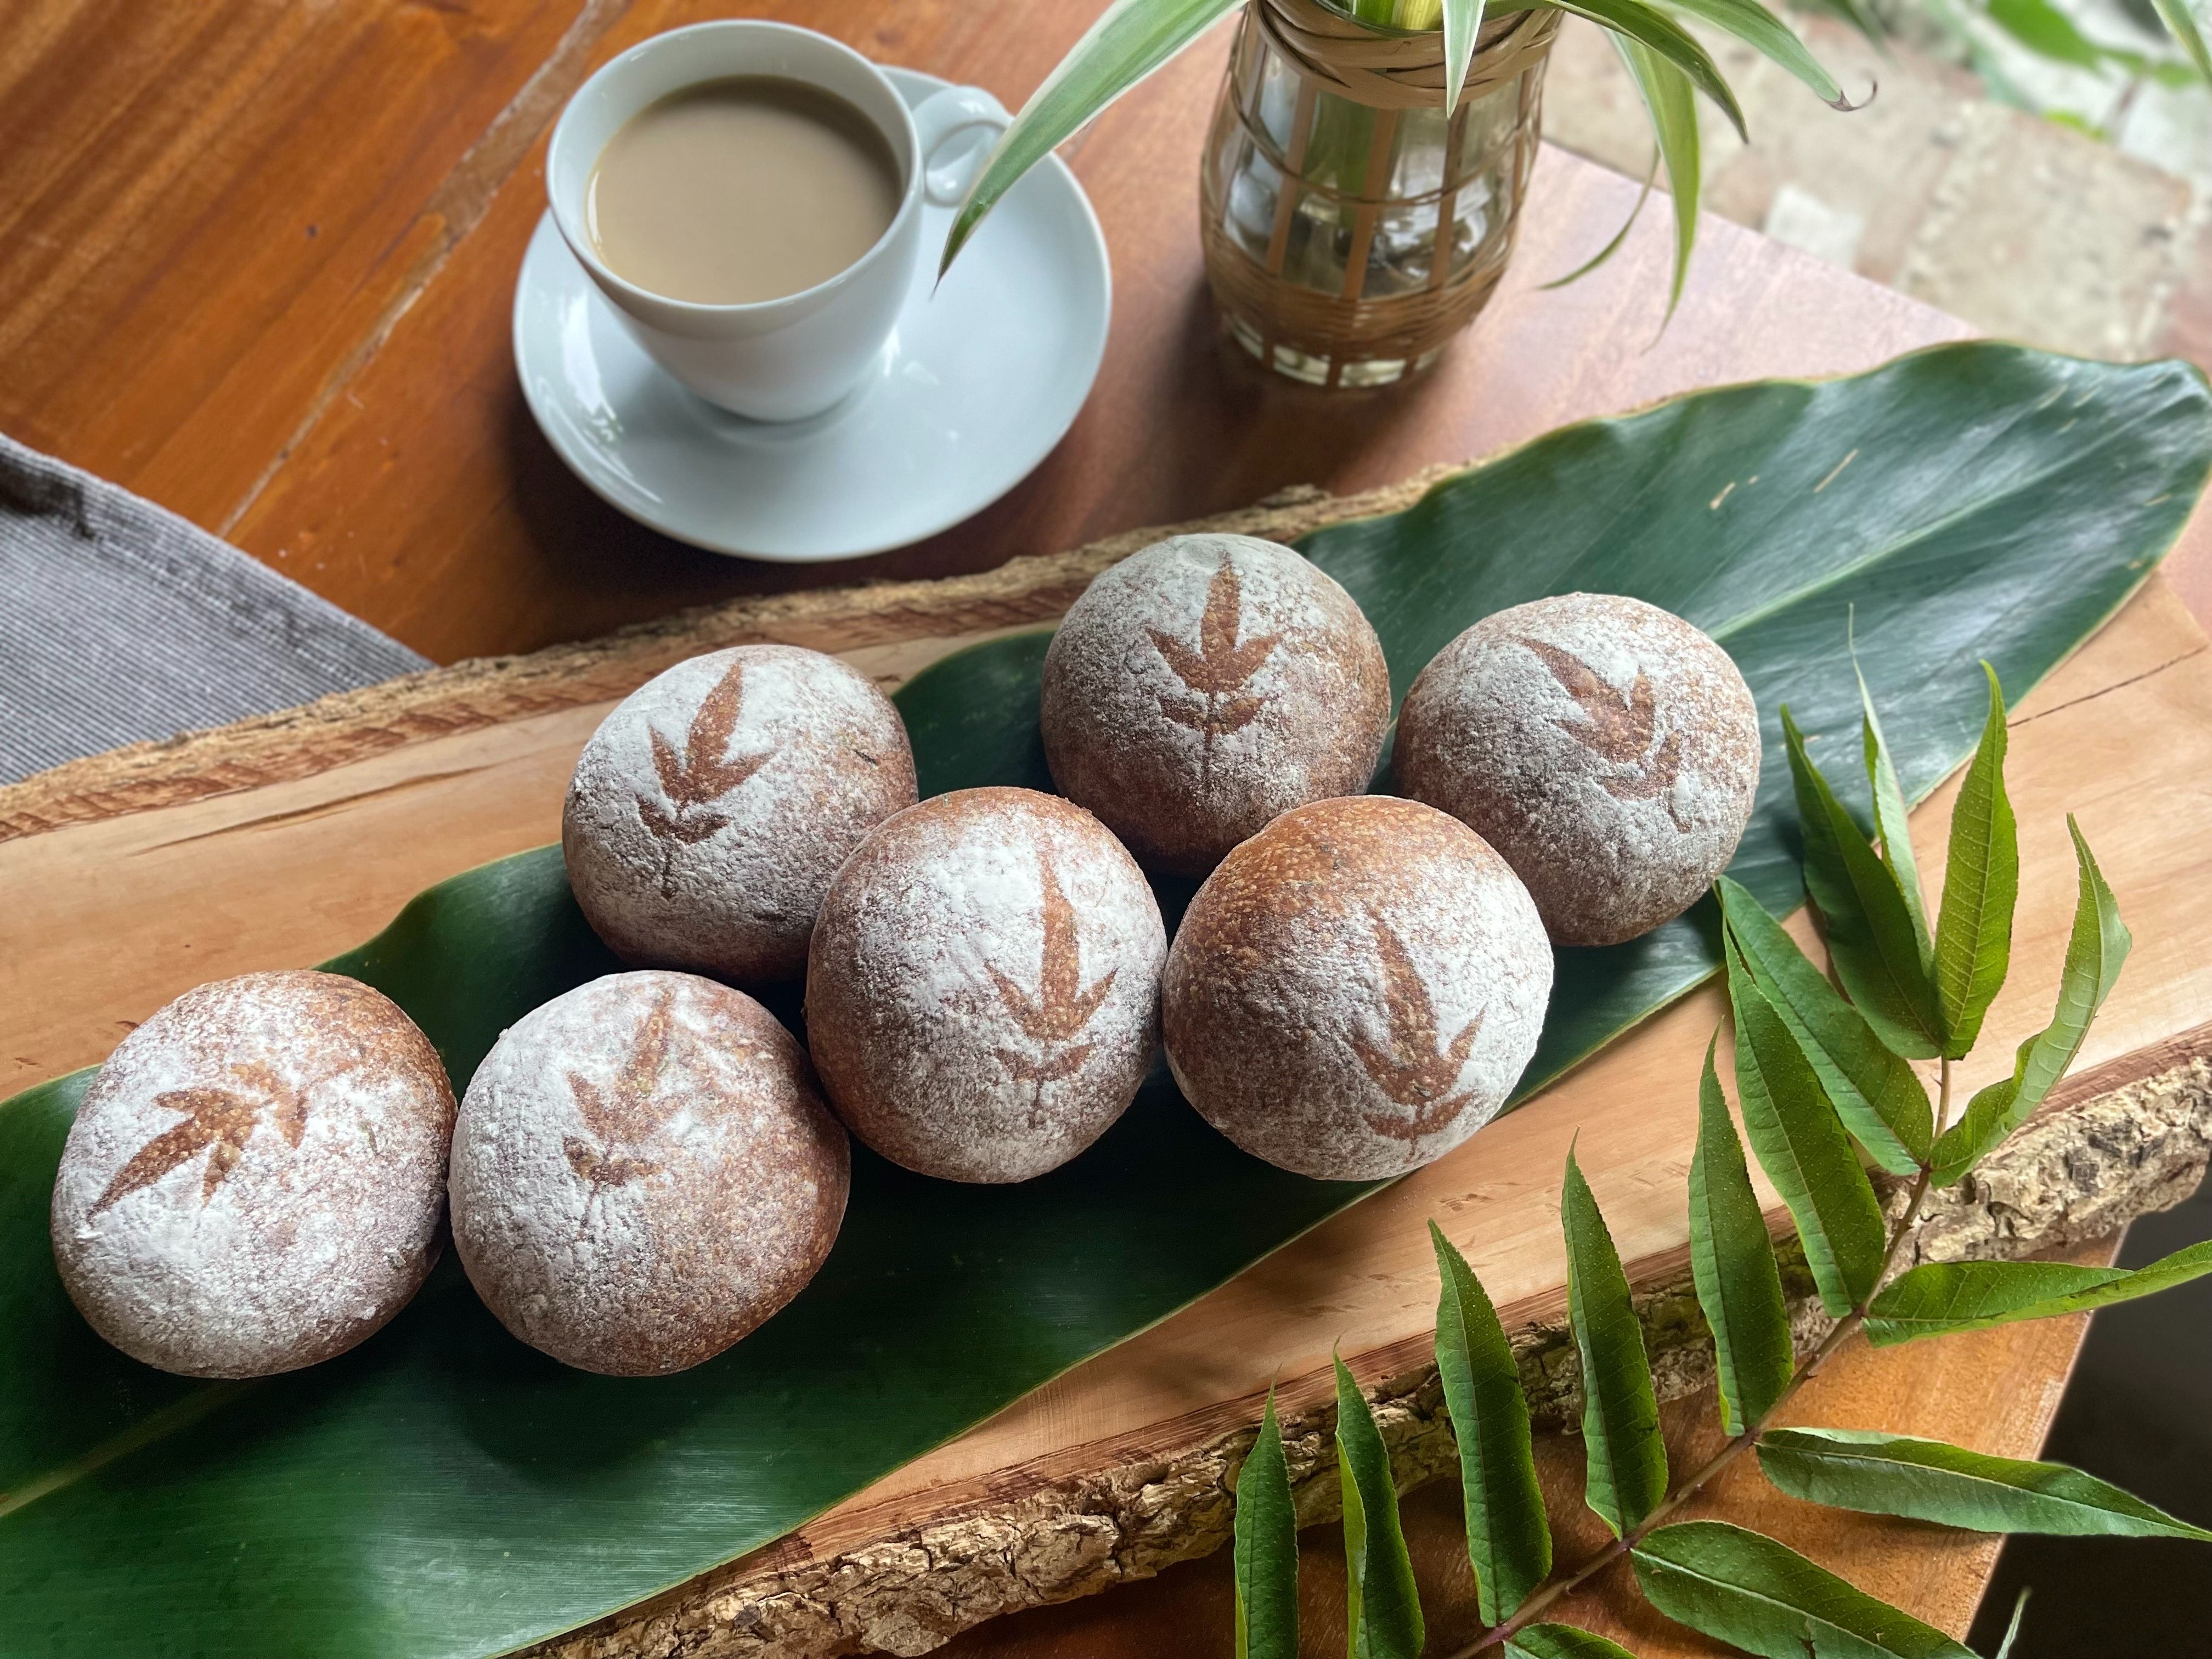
[1199,0,1560,388]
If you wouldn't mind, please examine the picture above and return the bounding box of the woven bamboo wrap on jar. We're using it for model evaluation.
[1200,0,1560,387]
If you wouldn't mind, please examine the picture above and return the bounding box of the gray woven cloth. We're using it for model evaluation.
[0,432,428,785]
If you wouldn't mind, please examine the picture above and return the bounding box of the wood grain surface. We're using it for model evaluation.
[7,2,2211,1655]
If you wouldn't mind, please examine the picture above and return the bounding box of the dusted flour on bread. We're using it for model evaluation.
[1040,534,1390,875]
[49,970,455,1378]
[805,788,1167,1183]
[563,644,917,984]
[1395,592,1761,947]
[449,970,848,1376]
[1163,797,1550,1182]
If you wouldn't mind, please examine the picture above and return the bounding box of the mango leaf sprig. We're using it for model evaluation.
[1228,661,2211,1659]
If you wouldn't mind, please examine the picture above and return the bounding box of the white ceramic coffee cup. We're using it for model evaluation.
[547,22,1008,422]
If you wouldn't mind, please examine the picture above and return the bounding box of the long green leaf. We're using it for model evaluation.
[1931,665,2018,1060]
[1550,0,1746,137]
[941,0,1240,274]
[1727,950,1889,1317]
[1443,0,1487,114]
[1606,36,1701,323]
[1234,1391,1300,1659]
[1782,707,1948,1057]
[1853,641,1932,957]
[1932,816,2128,1184]
[1755,1427,2212,1539]
[1865,1240,2212,1345]
[1431,1222,1549,1624]
[1562,1152,1668,1536]
[2152,0,2212,82]
[1508,1625,1641,1659]
[1658,0,1853,104]
[1689,1037,1795,1434]
[1334,1354,1424,1659]
[1717,878,1931,1173]
[1632,1521,1978,1657]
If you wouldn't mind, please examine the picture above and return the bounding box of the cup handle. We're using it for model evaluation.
[911,85,1011,209]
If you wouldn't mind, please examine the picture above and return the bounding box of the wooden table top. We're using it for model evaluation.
[4,2,2189,1654]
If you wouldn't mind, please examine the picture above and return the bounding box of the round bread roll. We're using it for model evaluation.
[450,971,847,1376]
[805,787,1166,1183]
[1040,533,1391,875]
[563,644,918,984]
[49,970,455,1378]
[1163,796,1550,1181]
[1394,593,1760,947]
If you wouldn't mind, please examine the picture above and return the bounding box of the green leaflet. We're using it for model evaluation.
[1865,1240,2212,1345]
[1755,1427,2212,1539]
[1554,0,1744,138]
[1562,1153,1668,1536]
[1633,1521,1977,1657]
[1334,1355,1424,1659]
[1931,665,2018,1061]
[1993,1591,2030,1659]
[1430,1222,1549,1623]
[1726,951,1889,1318]
[1781,707,1948,1058]
[1688,1038,1795,1435]
[1932,817,2129,1185]
[2152,0,2212,82]
[1506,1624,1641,1659]
[1654,0,1849,104]
[1441,0,1485,114]
[1853,645,1932,960]
[1717,879,1931,1174]
[1606,33,1701,321]
[1234,1391,1299,1659]
[941,0,1240,274]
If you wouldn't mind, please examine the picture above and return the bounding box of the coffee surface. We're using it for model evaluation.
[588,76,900,304]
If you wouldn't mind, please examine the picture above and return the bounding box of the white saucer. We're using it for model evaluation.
[513,67,1112,563]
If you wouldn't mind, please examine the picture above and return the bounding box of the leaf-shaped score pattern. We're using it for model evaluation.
[636,658,775,891]
[1518,637,1689,827]
[563,986,678,1197]
[1348,918,1485,1143]
[1147,556,1283,786]
[989,854,1118,1119]
[92,1062,307,1213]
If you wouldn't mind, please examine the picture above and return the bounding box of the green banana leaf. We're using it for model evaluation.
[2,342,2206,1658]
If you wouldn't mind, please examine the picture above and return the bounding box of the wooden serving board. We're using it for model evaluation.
[6,482,2212,1659]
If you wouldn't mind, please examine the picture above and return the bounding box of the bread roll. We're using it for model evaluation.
[1395,592,1760,946]
[50,970,455,1378]
[805,787,1166,1183]
[449,970,847,1376]
[563,644,917,983]
[1163,796,1550,1180]
[1040,533,1390,874]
